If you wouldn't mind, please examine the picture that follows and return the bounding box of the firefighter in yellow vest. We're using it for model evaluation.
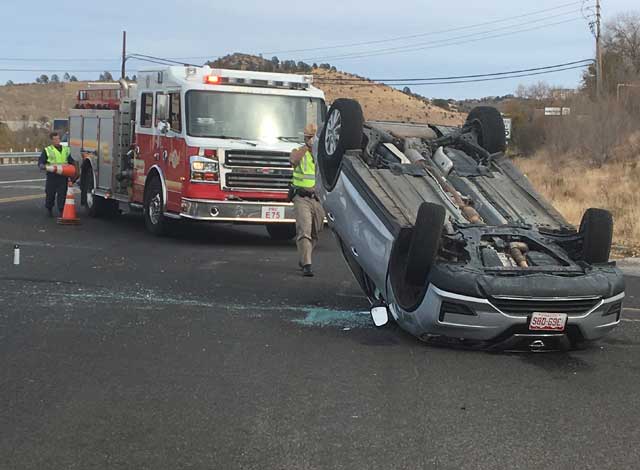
[289,124,325,277]
[38,132,76,217]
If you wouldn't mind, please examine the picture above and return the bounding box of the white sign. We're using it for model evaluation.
[503,118,512,141]
[544,107,571,117]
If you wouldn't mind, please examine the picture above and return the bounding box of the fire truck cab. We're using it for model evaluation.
[70,66,326,239]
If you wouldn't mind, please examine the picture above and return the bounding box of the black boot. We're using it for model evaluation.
[302,265,314,277]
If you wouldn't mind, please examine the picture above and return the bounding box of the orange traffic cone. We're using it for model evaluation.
[57,182,80,225]
[46,164,76,178]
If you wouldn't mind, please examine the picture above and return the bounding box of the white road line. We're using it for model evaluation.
[624,307,640,313]
[622,319,640,323]
[0,179,45,184]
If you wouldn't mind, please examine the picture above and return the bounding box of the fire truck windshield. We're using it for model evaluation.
[186,91,324,143]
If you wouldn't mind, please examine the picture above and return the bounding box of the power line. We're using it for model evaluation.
[303,15,584,62]
[0,57,121,62]
[315,64,590,87]
[128,53,198,67]
[261,1,590,55]
[0,68,138,73]
[314,59,593,83]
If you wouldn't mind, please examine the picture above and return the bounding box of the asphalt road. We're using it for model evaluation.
[1,164,640,470]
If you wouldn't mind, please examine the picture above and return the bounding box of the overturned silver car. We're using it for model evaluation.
[316,98,625,351]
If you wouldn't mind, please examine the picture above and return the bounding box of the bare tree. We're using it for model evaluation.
[583,12,640,96]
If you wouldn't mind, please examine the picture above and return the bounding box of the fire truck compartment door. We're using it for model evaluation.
[97,117,114,189]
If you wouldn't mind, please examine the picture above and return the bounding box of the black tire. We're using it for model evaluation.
[405,202,446,285]
[143,176,170,236]
[580,208,613,264]
[466,106,506,154]
[81,168,111,217]
[266,223,297,241]
[318,99,364,191]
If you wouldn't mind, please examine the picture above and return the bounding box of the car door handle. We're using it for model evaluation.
[351,247,359,257]
[153,152,160,160]
[327,212,335,222]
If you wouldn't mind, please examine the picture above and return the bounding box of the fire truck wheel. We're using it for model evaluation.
[144,177,169,236]
[266,223,297,241]
[82,171,109,217]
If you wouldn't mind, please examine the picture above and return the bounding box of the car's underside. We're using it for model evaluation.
[316,99,624,350]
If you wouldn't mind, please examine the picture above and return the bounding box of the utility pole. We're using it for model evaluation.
[121,31,127,80]
[595,0,603,98]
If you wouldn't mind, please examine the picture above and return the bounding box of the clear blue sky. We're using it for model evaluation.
[1,0,637,99]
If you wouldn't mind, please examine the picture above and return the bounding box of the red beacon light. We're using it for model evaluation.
[204,75,221,85]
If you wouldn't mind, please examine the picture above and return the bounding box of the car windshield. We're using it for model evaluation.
[186,91,324,142]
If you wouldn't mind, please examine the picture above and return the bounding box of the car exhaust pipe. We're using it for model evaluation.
[509,242,529,268]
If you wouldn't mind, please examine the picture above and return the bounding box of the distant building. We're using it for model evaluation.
[550,89,576,100]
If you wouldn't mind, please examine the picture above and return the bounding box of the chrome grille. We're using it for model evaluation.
[224,150,292,191]
[225,151,291,168]
[490,297,601,317]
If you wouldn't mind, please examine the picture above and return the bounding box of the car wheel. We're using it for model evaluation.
[580,208,613,264]
[405,202,446,286]
[266,223,296,241]
[144,176,169,236]
[466,106,506,154]
[318,98,364,191]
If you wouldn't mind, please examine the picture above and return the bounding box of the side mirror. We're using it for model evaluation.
[157,121,170,134]
[370,306,389,327]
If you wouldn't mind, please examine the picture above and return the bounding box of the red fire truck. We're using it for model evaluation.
[69,66,326,239]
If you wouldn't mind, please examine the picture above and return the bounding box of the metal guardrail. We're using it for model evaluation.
[0,152,40,165]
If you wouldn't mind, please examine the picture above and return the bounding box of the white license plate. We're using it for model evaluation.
[262,206,285,220]
[529,312,568,331]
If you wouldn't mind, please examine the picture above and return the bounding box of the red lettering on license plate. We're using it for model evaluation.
[530,312,567,331]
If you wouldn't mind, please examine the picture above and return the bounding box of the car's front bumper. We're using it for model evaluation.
[391,285,625,350]
[180,198,295,223]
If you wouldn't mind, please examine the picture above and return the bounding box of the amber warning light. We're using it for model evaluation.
[204,75,221,84]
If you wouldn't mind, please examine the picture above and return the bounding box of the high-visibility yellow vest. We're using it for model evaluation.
[292,150,316,189]
[45,145,70,165]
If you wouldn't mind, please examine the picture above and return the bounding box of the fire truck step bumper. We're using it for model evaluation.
[180,198,296,223]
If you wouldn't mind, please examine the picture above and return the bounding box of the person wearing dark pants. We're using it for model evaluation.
[38,132,76,217]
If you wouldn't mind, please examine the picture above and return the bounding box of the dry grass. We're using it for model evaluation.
[515,141,640,254]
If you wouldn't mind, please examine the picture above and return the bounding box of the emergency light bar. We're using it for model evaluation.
[201,67,313,90]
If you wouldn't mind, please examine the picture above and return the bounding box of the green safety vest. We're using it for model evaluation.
[292,150,316,189]
[45,145,70,165]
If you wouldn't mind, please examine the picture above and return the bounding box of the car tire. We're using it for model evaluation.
[266,223,297,241]
[580,208,613,264]
[144,176,169,236]
[466,106,506,154]
[318,98,364,191]
[405,202,446,286]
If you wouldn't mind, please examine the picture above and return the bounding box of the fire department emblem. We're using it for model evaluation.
[169,150,180,169]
